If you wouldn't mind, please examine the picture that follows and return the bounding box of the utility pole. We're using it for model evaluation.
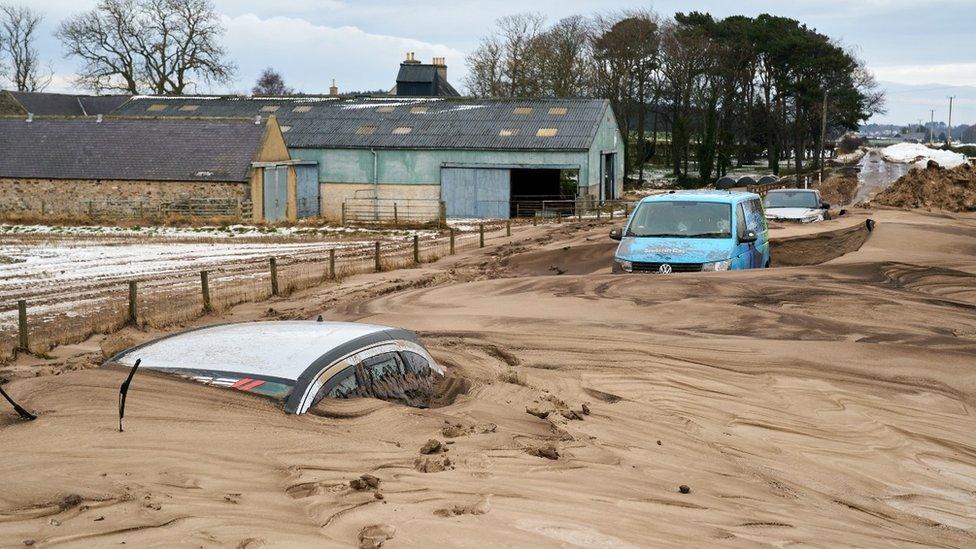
[930,109,935,144]
[818,91,828,184]
[946,96,955,145]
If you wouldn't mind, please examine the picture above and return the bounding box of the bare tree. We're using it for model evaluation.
[538,16,593,98]
[252,67,292,95]
[57,0,235,94]
[464,13,546,97]
[0,4,52,91]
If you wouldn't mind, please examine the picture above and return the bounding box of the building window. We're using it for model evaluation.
[357,125,378,136]
[376,106,396,113]
[179,105,199,112]
[409,105,428,114]
[293,105,312,113]
[261,105,280,113]
[536,128,558,137]
[147,104,167,112]
[499,128,518,137]
[513,107,533,115]
[392,127,412,135]
[548,107,568,116]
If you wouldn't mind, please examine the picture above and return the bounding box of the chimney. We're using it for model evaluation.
[329,79,339,96]
[432,57,447,82]
[403,51,420,65]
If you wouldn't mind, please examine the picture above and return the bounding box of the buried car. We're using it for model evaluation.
[764,188,830,222]
[103,321,444,414]
[610,190,770,273]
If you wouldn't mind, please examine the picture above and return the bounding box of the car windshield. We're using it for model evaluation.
[765,191,819,209]
[626,201,732,238]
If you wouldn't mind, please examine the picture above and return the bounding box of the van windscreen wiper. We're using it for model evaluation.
[0,384,37,421]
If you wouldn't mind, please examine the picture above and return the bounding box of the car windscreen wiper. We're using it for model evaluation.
[628,233,690,238]
[683,232,731,238]
[118,358,141,432]
[0,383,36,420]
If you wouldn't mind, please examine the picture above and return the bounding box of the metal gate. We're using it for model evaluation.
[295,164,319,218]
[262,165,288,222]
[440,167,510,219]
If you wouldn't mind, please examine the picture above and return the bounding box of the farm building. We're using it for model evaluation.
[0,116,301,223]
[114,95,624,222]
[0,90,131,117]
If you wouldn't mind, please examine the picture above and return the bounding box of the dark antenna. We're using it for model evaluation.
[0,384,36,421]
[316,315,323,322]
[118,359,141,432]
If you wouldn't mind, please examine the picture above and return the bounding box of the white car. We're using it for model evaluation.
[763,189,830,223]
[104,321,444,414]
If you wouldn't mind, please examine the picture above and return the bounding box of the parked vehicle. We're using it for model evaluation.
[103,321,444,414]
[610,191,770,273]
[763,189,830,223]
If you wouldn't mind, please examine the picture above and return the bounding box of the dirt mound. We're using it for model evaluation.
[814,176,859,207]
[873,163,976,212]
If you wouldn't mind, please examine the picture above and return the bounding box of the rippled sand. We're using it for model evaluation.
[2,209,975,547]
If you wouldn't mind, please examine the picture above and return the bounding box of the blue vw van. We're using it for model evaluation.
[610,191,770,273]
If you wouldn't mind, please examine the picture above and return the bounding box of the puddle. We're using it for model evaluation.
[854,149,912,204]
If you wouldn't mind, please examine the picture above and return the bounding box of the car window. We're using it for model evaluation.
[744,199,766,233]
[736,203,747,238]
[401,351,431,375]
[325,367,358,399]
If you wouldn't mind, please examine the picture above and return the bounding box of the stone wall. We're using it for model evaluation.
[0,178,251,223]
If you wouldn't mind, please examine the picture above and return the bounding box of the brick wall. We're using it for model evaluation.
[0,178,251,222]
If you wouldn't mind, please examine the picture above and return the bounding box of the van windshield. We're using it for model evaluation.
[765,191,819,209]
[626,201,732,238]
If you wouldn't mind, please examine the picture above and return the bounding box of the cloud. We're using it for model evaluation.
[219,13,467,95]
[872,63,976,87]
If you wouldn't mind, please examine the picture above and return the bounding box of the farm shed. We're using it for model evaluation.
[0,90,131,117]
[0,116,301,223]
[115,95,624,222]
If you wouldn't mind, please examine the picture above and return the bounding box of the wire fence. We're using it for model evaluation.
[0,219,550,362]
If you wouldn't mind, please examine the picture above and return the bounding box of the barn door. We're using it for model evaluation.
[295,165,320,218]
[440,167,510,219]
[263,166,288,222]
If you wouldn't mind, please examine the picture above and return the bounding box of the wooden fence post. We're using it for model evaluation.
[625,203,630,217]
[413,235,420,264]
[200,271,212,312]
[270,257,279,296]
[128,281,138,325]
[374,241,381,272]
[341,202,347,226]
[329,248,336,279]
[506,220,511,237]
[394,203,399,226]
[449,228,456,255]
[557,212,562,224]
[597,207,602,221]
[479,224,485,248]
[532,215,537,227]
[439,201,447,229]
[17,300,28,352]
[609,206,614,221]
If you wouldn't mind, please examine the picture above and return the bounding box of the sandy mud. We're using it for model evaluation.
[2,210,976,547]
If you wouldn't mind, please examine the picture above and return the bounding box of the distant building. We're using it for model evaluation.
[0,90,131,117]
[0,116,300,223]
[115,95,624,221]
[390,52,460,97]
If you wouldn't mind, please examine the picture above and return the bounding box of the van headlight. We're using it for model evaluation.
[701,259,731,272]
[615,259,633,273]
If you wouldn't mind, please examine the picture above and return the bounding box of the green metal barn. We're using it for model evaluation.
[116,96,624,222]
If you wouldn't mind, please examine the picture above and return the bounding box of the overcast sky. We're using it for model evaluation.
[13,0,976,125]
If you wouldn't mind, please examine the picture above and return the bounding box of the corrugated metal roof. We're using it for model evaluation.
[0,118,266,182]
[114,96,610,151]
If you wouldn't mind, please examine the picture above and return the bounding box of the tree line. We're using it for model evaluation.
[465,11,885,182]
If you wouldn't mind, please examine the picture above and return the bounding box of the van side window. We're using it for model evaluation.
[736,203,747,238]
[401,351,431,375]
[325,366,358,399]
[744,199,766,233]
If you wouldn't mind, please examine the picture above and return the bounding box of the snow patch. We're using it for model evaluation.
[881,143,967,169]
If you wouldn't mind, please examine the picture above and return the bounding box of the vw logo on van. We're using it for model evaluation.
[658,264,673,274]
